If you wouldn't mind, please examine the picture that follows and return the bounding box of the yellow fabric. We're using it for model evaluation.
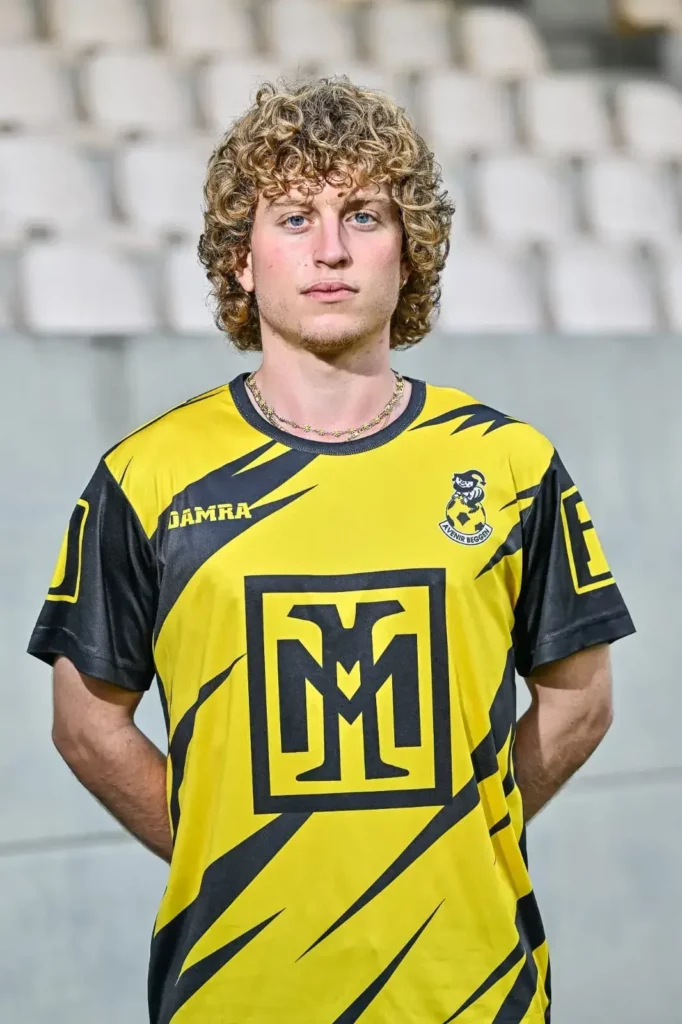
[102,378,566,1022]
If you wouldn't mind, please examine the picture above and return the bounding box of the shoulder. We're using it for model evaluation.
[420,381,555,467]
[104,384,232,476]
[100,382,242,537]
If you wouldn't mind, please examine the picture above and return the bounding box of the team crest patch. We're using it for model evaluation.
[439,469,493,546]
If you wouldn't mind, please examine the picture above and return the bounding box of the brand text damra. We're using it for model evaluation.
[168,504,252,529]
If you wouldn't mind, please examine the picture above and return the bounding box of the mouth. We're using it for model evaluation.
[301,282,358,301]
[304,289,355,302]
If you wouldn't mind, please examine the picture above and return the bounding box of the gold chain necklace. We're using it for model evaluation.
[245,371,405,441]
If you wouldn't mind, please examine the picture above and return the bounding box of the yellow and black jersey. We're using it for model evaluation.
[29,375,635,1024]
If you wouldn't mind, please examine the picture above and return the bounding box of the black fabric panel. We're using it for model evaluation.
[514,450,635,677]
[27,460,157,691]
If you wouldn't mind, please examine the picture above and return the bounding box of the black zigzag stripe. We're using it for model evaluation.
[152,442,318,638]
[470,648,516,784]
[299,777,479,960]
[491,956,539,1024]
[156,673,170,736]
[489,812,512,838]
[476,522,523,580]
[332,902,443,1024]
[411,403,519,436]
[168,655,244,835]
[156,910,282,1024]
[148,813,311,1024]
[544,958,552,1021]
[442,892,547,1022]
[519,825,529,868]
[499,484,541,512]
[443,940,525,1022]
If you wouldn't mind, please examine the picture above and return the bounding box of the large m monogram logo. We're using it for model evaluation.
[245,570,451,813]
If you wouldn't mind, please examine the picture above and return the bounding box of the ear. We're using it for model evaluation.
[399,259,410,290]
[236,250,254,293]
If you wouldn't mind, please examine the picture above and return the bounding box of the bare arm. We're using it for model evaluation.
[515,643,613,822]
[52,655,172,862]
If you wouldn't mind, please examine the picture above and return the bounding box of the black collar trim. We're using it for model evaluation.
[229,373,426,456]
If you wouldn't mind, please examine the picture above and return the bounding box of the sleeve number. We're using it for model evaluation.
[560,487,613,595]
[47,499,89,603]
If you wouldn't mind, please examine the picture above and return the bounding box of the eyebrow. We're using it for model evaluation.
[267,192,393,210]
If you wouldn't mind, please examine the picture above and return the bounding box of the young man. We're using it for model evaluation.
[29,79,634,1023]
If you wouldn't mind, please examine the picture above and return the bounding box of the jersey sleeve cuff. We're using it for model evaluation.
[27,625,154,692]
[516,609,636,677]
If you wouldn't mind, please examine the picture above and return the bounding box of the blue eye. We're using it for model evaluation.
[285,214,306,228]
[352,211,375,225]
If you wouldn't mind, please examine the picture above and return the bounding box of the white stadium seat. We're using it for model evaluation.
[159,0,254,58]
[116,140,208,241]
[48,0,148,50]
[615,81,682,159]
[547,242,657,333]
[478,155,574,243]
[0,0,34,42]
[0,136,109,242]
[21,242,157,335]
[201,58,285,131]
[166,246,218,334]
[266,0,355,64]
[619,0,682,29]
[440,241,543,333]
[0,44,73,130]
[584,156,678,244]
[461,7,547,80]
[83,51,191,136]
[368,1,453,71]
[658,245,682,330]
[523,75,611,155]
[422,73,514,157]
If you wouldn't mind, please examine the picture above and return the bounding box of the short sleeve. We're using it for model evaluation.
[27,459,158,691]
[513,449,635,677]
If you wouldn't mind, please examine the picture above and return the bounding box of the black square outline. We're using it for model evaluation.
[244,569,451,813]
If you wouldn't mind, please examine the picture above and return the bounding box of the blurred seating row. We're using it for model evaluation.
[2,239,680,335]
[2,136,681,247]
[0,1,548,75]
[2,45,681,160]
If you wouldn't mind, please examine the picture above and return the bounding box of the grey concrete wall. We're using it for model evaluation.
[1,331,680,1023]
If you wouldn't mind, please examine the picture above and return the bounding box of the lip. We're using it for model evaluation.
[302,281,358,299]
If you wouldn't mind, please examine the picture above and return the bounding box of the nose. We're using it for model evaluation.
[313,209,351,269]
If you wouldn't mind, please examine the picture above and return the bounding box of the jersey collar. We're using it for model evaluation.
[229,373,426,456]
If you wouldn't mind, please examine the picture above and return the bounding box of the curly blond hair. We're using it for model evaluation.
[198,77,453,351]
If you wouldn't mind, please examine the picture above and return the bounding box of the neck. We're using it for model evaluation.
[251,333,410,442]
